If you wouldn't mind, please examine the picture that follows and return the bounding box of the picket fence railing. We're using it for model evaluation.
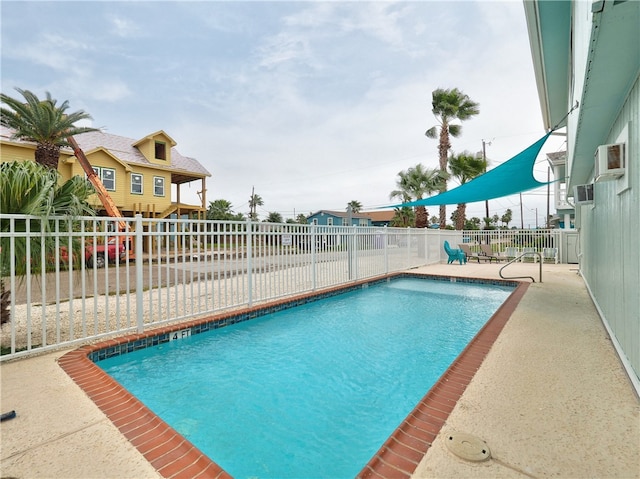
[0,213,563,360]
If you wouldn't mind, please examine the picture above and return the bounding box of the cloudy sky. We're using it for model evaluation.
[1,0,566,227]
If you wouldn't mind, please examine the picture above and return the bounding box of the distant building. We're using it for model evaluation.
[366,210,395,227]
[306,210,372,227]
[306,210,397,227]
[0,127,211,219]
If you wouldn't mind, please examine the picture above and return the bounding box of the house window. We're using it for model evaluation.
[342,218,349,226]
[359,219,368,226]
[327,217,334,226]
[101,168,116,191]
[131,174,143,195]
[154,176,165,196]
[312,218,318,225]
[155,142,167,160]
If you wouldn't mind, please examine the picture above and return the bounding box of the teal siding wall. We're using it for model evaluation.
[581,76,640,384]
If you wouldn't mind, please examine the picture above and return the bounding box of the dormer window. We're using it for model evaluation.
[155,141,167,160]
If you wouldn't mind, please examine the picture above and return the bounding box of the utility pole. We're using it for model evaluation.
[519,193,524,229]
[249,186,255,220]
[482,140,490,222]
[546,167,551,228]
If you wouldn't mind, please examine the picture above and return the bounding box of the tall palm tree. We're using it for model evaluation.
[248,192,263,221]
[347,200,362,214]
[389,164,446,228]
[425,87,479,229]
[1,88,98,170]
[448,151,487,230]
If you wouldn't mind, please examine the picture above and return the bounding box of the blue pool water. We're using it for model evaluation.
[98,277,512,478]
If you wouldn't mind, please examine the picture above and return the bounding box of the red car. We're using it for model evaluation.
[60,238,127,268]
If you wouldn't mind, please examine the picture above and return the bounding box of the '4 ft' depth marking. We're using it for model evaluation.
[170,329,192,341]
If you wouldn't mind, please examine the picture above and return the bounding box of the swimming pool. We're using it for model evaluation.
[96,276,513,478]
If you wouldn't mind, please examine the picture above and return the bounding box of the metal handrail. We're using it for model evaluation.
[499,252,542,282]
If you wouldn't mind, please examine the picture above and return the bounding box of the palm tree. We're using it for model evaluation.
[207,199,233,220]
[390,207,415,227]
[265,212,283,223]
[0,161,95,275]
[207,199,244,221]
[248,192,263,221]
[0,161,95,324]
[448,151,487,230]
[389,164,446,228]
[501,209,513,228]
[425,87,480,229]
[347,200,362,213]
[1,88,98,170]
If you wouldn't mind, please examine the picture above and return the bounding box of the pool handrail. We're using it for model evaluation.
[499,252,542,283]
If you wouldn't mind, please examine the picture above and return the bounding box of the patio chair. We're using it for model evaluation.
[458,243,482,263]
[480,244,501,262]
[521,247,538,263]
[542,247,558,264]
[502,246,520,262]
[444,241,466,265]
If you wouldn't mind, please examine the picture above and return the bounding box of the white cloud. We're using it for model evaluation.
[107,14,142,38]
[18,33,91,73]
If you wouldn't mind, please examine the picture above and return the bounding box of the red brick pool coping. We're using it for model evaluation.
[58,274,528,479]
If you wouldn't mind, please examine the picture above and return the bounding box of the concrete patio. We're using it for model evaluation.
[1,262,638,478]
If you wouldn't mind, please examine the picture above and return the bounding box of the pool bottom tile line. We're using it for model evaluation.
[58,273,528,479]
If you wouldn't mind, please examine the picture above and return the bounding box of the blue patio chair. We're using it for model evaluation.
[444,241,466,265]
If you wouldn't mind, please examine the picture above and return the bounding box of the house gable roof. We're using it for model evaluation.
[69,146,132,172]
[74,130,210,183]
[1,126,210,183]
[132,130,177,148]
[365,210,395,222]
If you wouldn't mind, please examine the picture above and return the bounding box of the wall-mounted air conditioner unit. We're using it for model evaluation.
[574,184,594,205]
[595,143,625,181]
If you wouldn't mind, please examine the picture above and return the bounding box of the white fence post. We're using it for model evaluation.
[311,224,317,290]
[246,218,253,306]
[135,214,144,333]
[384,227,389,275]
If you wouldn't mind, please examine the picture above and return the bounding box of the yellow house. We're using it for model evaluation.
[0,126,211,219]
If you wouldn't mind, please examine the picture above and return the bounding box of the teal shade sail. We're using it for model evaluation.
[399,132,552,207]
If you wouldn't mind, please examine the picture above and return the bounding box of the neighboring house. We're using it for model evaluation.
[525,0,639,389]
[366,210,395,227]
[546,151,574,229]
[307,210,372,227]
[0,126,211,219]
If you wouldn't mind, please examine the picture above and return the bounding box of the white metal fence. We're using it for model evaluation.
[0,214,563,360]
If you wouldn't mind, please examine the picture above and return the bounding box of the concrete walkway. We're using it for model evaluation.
[1,263,638,479]
[410,263,639,478]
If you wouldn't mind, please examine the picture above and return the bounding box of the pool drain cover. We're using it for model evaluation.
[445,432,491,462]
